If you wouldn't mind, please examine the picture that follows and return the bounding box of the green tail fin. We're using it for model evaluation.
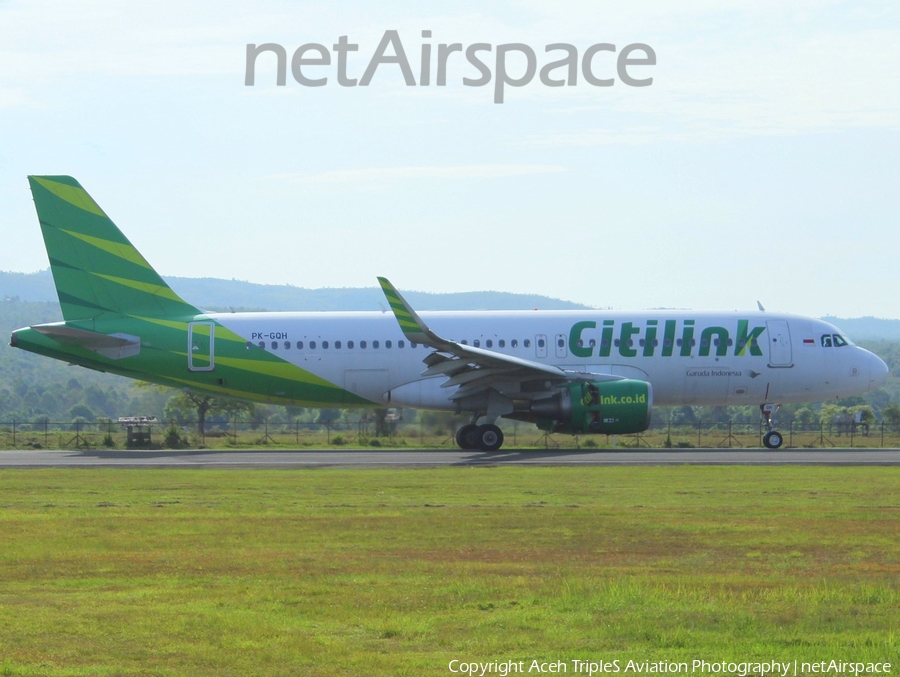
[28,175,200,321]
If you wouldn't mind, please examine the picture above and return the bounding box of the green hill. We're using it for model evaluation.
[0,269,590,312]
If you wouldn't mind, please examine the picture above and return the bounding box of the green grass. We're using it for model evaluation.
[0,467,897,676]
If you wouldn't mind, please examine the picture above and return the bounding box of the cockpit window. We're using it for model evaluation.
[822,333,851,347]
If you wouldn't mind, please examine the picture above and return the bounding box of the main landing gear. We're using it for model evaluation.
[456,423,504,451]
[760,403,784,449]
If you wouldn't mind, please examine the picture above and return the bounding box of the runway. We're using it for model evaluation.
[2,448,900,468]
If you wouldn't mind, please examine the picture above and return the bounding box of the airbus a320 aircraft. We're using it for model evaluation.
[10,176,889,451]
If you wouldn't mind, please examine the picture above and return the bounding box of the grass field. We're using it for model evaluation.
[0,466,897,676]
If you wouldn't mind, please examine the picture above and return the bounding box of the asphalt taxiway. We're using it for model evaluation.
[1,448,900,468]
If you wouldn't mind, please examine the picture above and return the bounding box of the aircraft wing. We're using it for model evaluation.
[378,277,621,401]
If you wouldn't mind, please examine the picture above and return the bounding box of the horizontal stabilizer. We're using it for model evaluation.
[32,323,141,360]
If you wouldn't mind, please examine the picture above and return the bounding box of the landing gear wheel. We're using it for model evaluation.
[763,430,784,449]
[476,424,504,451]
[456,424,479,450]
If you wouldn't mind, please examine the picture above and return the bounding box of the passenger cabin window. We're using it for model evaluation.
[309,341,316,349]
[499,340,505,348]
[297,341,304,349]
[524,339,531,348]
[258,341,265,349]
[486,339,493,348]
[474,340,480,347]
[398,340,405,348]
[360,340,367,349]
[272,341,278,350]
[285,341,291,349]
[373,340,380,349]
[322,341,329,349]
[511,339,518,348]
[348,340,354,349]
[385,340,392,348]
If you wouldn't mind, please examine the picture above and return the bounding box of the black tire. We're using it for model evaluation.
[476,424,504,451]
[763,430,784,449]
[456,424,479,449]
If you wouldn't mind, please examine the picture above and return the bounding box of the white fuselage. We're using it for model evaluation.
[211,309,888,409]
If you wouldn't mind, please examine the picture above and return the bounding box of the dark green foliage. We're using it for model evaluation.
[164,424,184,449]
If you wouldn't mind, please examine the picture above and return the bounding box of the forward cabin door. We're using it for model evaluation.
[188,322,215,372]
[766,320,793,367]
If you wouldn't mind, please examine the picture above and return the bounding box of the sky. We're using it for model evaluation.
[1,0,898,318]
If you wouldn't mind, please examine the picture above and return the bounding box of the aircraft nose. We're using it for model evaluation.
[869,350,889,386]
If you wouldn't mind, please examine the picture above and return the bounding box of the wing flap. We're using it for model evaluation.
[423,359,477,378]
[441,367,512,388]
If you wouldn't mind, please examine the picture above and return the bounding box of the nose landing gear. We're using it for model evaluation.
[761,403,784,449]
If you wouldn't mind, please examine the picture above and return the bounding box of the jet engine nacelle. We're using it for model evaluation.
[530,379,653,435]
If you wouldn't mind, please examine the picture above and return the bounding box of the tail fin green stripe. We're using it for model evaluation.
[31,176,107,217]
[28,175,200,321]
[91,273,187,303]
[60,229,154,270]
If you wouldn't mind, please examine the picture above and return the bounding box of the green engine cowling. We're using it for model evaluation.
[534,379,652,435]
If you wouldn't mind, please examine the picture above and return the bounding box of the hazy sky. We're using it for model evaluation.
[1,0,898,318]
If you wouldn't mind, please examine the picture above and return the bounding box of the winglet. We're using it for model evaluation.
[377,277,440,346]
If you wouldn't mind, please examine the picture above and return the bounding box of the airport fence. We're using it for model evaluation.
[0,417,899,450]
